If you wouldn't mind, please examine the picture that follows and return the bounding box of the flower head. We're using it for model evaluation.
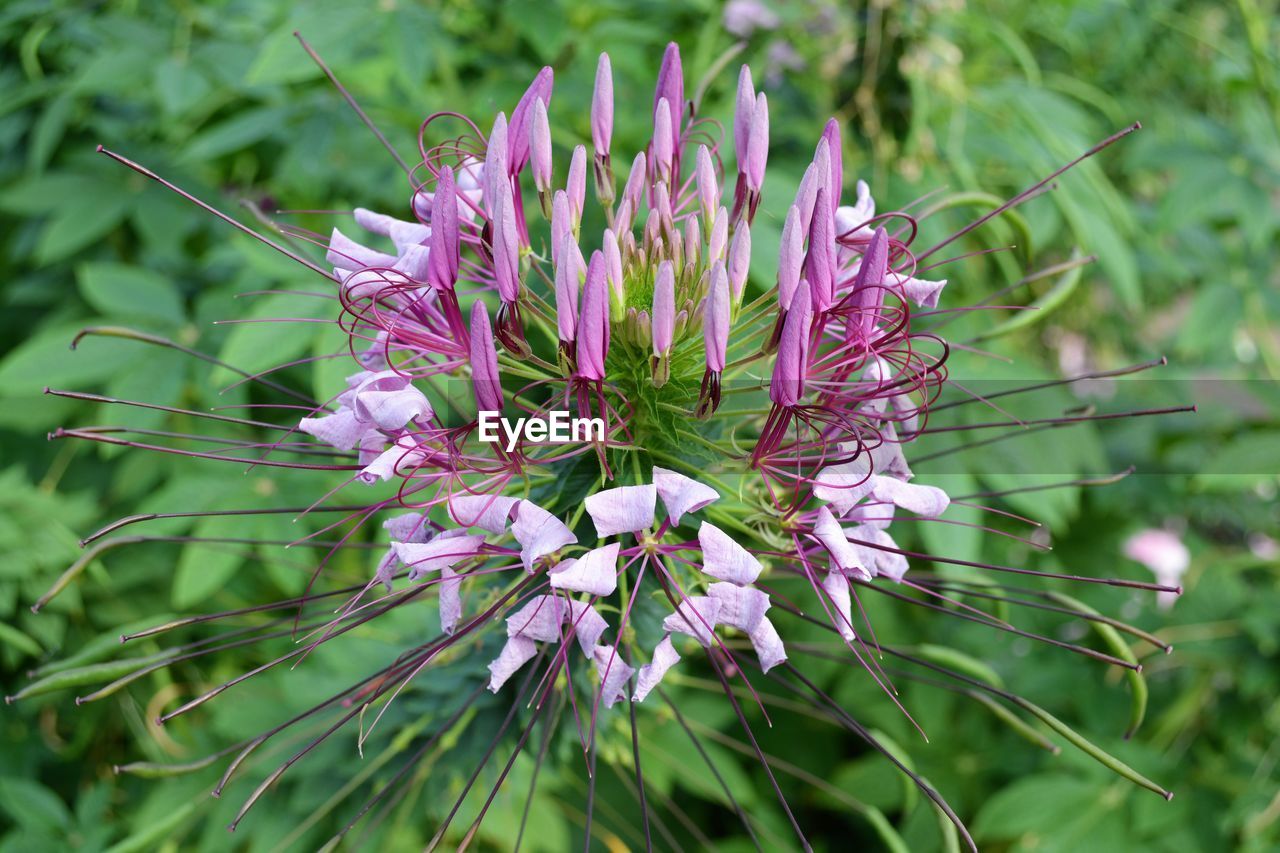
[39,38,1187,850]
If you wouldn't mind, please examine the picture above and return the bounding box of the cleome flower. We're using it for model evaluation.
[28,36,1197,850]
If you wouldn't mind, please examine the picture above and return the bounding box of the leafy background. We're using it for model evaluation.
[1,0,1277,850]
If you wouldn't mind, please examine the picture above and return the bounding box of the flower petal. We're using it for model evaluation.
[812,453,875,514]
[584,484,657,537]
[488,635,538,692]
[900,275,947,309]
[748,618,786,672]
[505,595,566,643]
[821,570,856,640]
[707,582,769,633]
[511,501,576,572]
[592,644,634,708]
[662,596,720,647]
[352,371,431,431]
[298,409,372,451]
[393,533,485,582]
[633,635,680,702]
[566,599,608,656]
[549,542,619,597]
[653,467,719,524]
[383,512,432,543]
[869,476,950,517]
[439,566,462,634]
[812,506,872,581]
[847,524,910,581]
[449,493,519,534]
[698,521,762,585]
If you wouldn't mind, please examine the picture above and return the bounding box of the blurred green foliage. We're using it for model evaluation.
[1,0,1277,850]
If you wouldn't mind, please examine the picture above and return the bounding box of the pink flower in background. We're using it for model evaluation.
[1124,528,1190,609]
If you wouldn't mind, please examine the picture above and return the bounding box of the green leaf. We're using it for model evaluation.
[182,105,293,161]
[76,262,185,325]
[34,194,131,265]
[212,290,328,385]
[0,778,72,832]
[172,518,246,608]
[0,621,43,658]
[973,775,1100,840]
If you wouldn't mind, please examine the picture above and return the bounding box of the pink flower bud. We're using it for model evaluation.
[851,226,889,342]
[734,65,756,168]
[484,113,509,219]
[777,205,803,310]
[652,98,673,182]
[555,232,584,343]
[705,261,730,372]
[508,67,553,173]
[708,207,728,264]
[652,260,675,357]
[550,190,570,267]
[696,145,718,225]
[621,151,648,215]
[654,42,684,157]
[770,279,812,407]
[470,301,503,413]
[530,98,552,193]
[728,222,751,301]
[745,93,769,191]
[428,166,459,292]
[821,118,843,211]
[805,187,835,313]
[592,53,613,157]
[576,251,610,380]
[603,227,624,322]
[492,181,521,303]
[567,144,586,223]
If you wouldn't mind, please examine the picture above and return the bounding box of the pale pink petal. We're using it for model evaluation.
[748,617,786,672]
[812,506,871,581]
[707,582,769,633]
[488,635,538,692]
[821,570,856,640]
[359,438,427,483]
[505,595,566,643]
[813,453,875,514]
[353,207,396,236]
[868,425,913,481]
[662,596,720,646]
[549,542,619,596]
[847,524,910,581]
[899,275,947,309]
[511,501,576,572]
[653,466,719,524]
[374,548,398,592]
[354,386,430,431]
[449,493,519,533]
[393,533,485,582]
[698,521,762,585]
[566,599,608,656]
[584,484,656,537]
[327,227,398,271]
[439,566,462,634]
[383,512,432,543]
[389,220,432,253]
[392,244,431,283]
[592,644,634,708]
[869,476,950,517]
[633,635,680,702]
[298,410,371,451]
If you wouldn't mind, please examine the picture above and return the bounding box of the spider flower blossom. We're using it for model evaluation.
[32,38,1195,850]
